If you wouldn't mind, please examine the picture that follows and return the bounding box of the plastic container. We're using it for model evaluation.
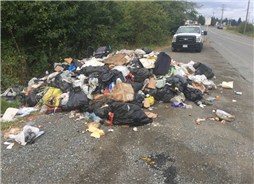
[171,102,184,107]
[215,109,235,122]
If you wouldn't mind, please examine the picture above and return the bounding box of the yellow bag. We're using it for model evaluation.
[145,96,154,106]
[42,87,63,107]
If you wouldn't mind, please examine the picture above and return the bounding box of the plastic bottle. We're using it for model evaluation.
[206,97,216,102]
[88,112,102,124]
[234,91,242,95]
[215,109,235,122]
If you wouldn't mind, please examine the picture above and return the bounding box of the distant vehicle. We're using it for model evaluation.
[194,21,198,25]
[217,25,223,29]
[171,26,207,52]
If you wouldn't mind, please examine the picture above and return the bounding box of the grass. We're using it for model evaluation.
[1,98,21,114]
[224,27,254,39]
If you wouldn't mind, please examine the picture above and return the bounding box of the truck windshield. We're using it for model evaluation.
[177,27,200,34]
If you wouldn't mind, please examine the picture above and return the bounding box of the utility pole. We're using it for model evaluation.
[243,0,250,34]
[220,4,225,26]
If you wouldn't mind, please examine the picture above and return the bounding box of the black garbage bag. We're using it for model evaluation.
[129,68,150,82]
[109,102,152,126]
[99,70,125,91]
[129,93,145,108]
[130,82,143,93]
[128,57,144,68]
[153,52,171,75]
[142,47,152,54]
[62,87,89,111]
[91,100,113,119]
[81,65,109,76]
[25,88,42,107]
[184,87,203,102]
[166,75,187,92]
[194,62,214,79]
[149,85,177,102]
[95,46,109,58]
[87,46,94,58]
[72,60,83,68]
[49,74,72,93]
[160,91,176,103]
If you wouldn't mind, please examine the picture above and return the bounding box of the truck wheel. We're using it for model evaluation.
[195,44,203,52]
[171,47,177,52]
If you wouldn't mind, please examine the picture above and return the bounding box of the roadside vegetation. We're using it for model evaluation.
[1,1,199,91]
[225,22,254,38]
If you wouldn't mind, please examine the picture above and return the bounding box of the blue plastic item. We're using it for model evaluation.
[68,64,76,71]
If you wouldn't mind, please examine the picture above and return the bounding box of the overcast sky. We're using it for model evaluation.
[187,0,253,22]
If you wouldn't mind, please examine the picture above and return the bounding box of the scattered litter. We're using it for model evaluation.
[139,155,156,165]
[86,123,105,138]
[133,127,138,131]
[4,128,22,139]
[234,91,242,95]
[165,105,169,109]
[28,116,34,121]
[196,118,206,125]
[221,120,226,124]
[232,100,237,102]
[144,112,158,118]
[215,109,235,122]
[16,107,38,118]
[8,125,44,146]
[108,129,114,132]
[4,142,15,149]
[1,108,19,122]
[221,81,233,89]
[215,117,220,121]
[171,102,184,107]
[148,107,153,111]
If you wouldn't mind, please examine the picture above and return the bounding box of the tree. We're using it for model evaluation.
[237,18,242,26]
[236,21,253,34]
[197,15,205,25]
[231,19,237,26]
[211,16,216,26]
[222,18,228,25]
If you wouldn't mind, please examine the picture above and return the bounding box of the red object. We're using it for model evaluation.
[126,73,134,83]
[46,107,62,114]
[28,117,34,121]
[103,89,109,94]
[109,112,114,126]
[39,125,43,128]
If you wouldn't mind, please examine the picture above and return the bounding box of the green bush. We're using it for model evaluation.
[236,21,254,35]
[1,98,21,114]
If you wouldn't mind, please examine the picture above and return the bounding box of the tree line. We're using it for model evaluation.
[1,1,199,90]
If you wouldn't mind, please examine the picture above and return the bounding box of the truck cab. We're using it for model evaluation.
[171,26,207,52]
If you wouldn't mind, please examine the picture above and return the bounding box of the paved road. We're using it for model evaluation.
[203,26,254,82]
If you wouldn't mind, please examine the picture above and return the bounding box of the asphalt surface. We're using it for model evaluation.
[1,43,254,184]
[202,26,254,82]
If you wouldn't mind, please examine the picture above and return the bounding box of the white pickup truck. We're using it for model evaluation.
[171,26,207,52]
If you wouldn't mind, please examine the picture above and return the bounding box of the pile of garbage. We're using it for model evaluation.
[2,46,227,144]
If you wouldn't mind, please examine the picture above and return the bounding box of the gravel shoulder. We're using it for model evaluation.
[1,43,254,184]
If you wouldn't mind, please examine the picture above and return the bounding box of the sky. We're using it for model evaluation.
[187,0,254,22]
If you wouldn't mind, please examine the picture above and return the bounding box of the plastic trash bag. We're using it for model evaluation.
[153,52,171,75]
[184,87,203,102]
[62,87,89,111]
[109,102,153,126]
[8,125,43,146]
